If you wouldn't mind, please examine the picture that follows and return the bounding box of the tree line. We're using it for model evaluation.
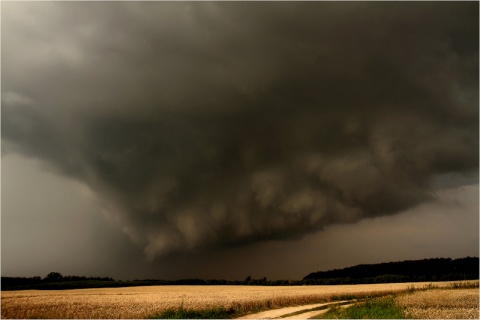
[1,272,114,290]
[1,274,290,290]
[2,257,478,290]
[303,257,479,284]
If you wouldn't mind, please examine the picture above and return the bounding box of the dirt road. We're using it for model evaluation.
[238,300,356,319]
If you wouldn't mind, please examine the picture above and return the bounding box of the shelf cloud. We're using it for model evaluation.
[2,2,478,261]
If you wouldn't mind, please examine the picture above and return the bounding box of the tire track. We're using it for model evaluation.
[238,299,361,319]
[281,303,355,319]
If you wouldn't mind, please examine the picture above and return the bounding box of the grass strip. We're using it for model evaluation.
[148,306,237,319]
[317,296,406,319]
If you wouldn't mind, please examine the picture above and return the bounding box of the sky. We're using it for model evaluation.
[1,1,479,281]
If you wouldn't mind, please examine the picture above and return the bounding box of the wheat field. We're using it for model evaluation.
[1,281,477,319]
[396,287,479,319]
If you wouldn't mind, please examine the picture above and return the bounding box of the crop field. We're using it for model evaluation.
[397,287,479,319]
[1,281,478,319]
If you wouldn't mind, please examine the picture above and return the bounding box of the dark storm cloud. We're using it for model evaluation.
[2,2,478,260]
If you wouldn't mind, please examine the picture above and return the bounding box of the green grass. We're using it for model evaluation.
[317,296,406,319]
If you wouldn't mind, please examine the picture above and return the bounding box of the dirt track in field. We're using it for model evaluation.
[239,300,355,319]
[239,285,479,319]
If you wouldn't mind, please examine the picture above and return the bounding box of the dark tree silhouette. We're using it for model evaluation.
[45,272,63,282]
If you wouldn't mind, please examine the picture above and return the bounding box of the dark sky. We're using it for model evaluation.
[2,1,478,280]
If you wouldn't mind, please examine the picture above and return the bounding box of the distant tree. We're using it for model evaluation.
[244,276,251,283]
[45,272,63,282]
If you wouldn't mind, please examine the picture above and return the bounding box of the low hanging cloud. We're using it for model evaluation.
[2,2,478,260]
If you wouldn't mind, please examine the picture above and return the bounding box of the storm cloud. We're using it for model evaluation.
[2,2,478,261]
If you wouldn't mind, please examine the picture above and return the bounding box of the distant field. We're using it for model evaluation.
[1,281,477,319]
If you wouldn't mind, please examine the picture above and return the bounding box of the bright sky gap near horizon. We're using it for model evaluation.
[1,2,478,281]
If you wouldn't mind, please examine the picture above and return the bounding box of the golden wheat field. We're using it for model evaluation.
[1,281,478,319]
[397,288,479,319]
